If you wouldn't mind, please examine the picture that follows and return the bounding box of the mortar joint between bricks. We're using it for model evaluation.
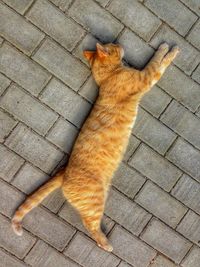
[179,0,200,17]
[184,15,199,39]
[179,243,195,266]
[105,0,115,8]
[30,34,47,58]
[71,30,88,54]
[175,208,190,230]
[22,0,37,16]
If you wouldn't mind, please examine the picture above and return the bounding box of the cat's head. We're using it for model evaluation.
[83,43,124,66]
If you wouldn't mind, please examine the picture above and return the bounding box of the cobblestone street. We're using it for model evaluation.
[1,0,200,266]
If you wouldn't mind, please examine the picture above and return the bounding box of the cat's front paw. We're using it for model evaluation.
[158,43,169,52]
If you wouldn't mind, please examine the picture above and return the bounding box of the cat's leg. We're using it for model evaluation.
[81,213,113,252]
[62,184,113,252]
[142,43,180,90]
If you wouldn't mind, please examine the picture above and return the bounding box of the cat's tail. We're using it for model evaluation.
[11,169,65,236]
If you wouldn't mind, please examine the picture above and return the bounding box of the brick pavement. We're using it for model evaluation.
[0,0,200,266]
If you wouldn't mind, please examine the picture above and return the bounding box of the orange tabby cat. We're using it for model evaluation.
[12,42,179,252]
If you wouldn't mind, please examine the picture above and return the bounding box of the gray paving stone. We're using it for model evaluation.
[0,84,58,135]
[140,85,172,118]
[134,107,176,155]
[0,144,24,182]
[5,123,64,173]
[145,0,197,36]
[177,210,200,247]
[192,63,200,84]
[187,19,200,50]
[181,246,200,267]
[118,262,132,267]
[25,240,79,267]
[123,134,140,162]
[0,179,25,218]
[105,188,151,235]
[180,0,200,16]
[0,248,27,267]
[0,110,17,142]
[161,100,200,150]
[47,118,78,153]
[59,201,115,235]
[2,0,34,14]
[49,0,73,12]
[12,162,49,194]
[141,219,192,263]
[158,65,200,112]
[69,0,123,42]
[108,0,161,41]
[23,206,75,251]
[109,225,156,267]
[65,233,120,267]
[95,0,110,7]
[167,138,200,181]
[150,255,177,267]
[33,39,89,91]
[0,3,44,55]
[0,73,10,95]
[135,181,187,228]
[171,174,200,215]
[27,0,84,52]
[113,162,146,198]
[40,78,91,128]
[0,214,36,259]
[79,76,99,103]
[0,43,51,96]
[42,189,65,213]
[129,144,182,191]
[73,33,99,67]
[118,28,154,69]
[150,25,200,75]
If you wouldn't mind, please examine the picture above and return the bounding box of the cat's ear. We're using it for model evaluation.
[83,51,95,61]
[96,43,108,59]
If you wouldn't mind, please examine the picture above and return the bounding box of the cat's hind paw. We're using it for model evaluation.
[98,242,113,252]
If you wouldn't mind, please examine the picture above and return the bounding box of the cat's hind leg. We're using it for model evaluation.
[62,182,113,252]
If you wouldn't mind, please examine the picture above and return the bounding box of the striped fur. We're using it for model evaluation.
[12,43,179,251]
